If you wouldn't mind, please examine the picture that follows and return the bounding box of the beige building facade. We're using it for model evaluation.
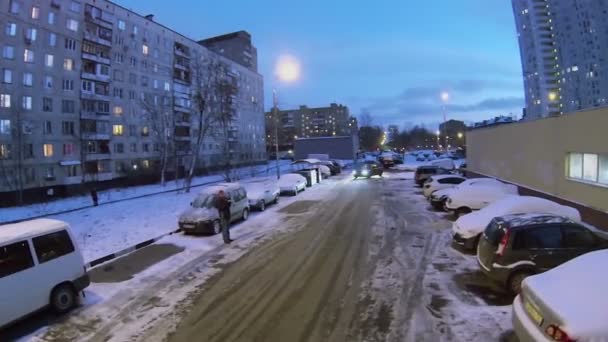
[467,108,608,228]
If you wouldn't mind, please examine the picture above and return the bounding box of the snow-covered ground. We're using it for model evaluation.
[0,161,294,224]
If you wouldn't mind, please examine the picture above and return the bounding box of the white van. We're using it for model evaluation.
[0,219,89,329]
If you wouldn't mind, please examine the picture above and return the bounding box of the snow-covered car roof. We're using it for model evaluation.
[279,173,306,183]
[292,158,323,165]
[0,218,68,244]
[199,182,242,195]
[523,249,608,339]
[429,174,466,182]
[451,184,518,198]
[244,181,279,198]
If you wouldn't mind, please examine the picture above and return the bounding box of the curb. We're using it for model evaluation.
[85,227,183,269]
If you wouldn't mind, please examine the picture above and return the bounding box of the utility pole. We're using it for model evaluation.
[273,90,280,180]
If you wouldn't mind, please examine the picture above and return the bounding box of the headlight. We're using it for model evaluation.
[362,170,369,176]
[352,170,357,175]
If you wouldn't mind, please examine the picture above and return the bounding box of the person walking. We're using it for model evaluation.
[90,188,99,207]
[215,189,233,244]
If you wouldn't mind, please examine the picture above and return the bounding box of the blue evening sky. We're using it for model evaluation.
[119,0,524,128]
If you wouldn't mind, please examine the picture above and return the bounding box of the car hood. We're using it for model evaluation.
[432,188,454,199]
[179,207,218,223]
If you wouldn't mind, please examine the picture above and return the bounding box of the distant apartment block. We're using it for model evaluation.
[0,0,265,203]
[265,103,358,149]
[199,31,258,73]
[512,0,608,120]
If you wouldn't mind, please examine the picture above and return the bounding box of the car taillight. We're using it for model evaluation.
[495,229,511,257]
[545,325,576,342]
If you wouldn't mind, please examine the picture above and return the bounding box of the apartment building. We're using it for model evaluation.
[0,0,265,203]
[265,103,357,148]
[512,0,608,120]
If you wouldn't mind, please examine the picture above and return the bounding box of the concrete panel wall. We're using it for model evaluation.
[468,107,608,214]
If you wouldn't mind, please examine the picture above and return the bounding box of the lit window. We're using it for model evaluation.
[141,126,149,136]
[118,20,126,31]
[45,54,54,67]
[143,160,150,168]
[66,19,78,32]
[69,1,80,12]
[63,58,74,71]
[31,6,40,19]
[164,82,170,91]
[24,28,37,42]
[48,12,56,25]
[599,156,608,185]
[5,23,17,36]
[0,120,10,134]
[3,69,12,84]
[112,124,124,136]
[0,144,10,159]
[22,96,32,110]
[142,44,149,55]
[0,94,11,108]
[24,49,34,63]
[113,106,123,115]
[43,144,54,157]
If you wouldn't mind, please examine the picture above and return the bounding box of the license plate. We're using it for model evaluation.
[524,300,543,326]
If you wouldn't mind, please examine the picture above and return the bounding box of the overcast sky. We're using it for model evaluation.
[120,0,524,128]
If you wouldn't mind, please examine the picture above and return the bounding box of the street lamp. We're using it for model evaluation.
[440,91,449,151]
[457,132,463,139]
[435,129,440,150]
[272,54,301,179]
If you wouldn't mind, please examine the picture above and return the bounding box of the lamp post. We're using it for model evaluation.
[440,91,449,151]
[273,54,301,179]
[435,130,440,150]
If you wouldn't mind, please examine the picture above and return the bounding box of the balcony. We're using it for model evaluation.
[174,62,189,71]
[174,105,190,113]
[85,172,113,182]
[80,110,110,120]
[80,91,111,102]
[85,153,111,161]
[84,12,114,30]
[175,120,191,127]
[174,45,191,58]
[64,176,83,185]
[81,72,111,83]
[82,52,111,65]
[84,31,112,47]
[82,132,110,140]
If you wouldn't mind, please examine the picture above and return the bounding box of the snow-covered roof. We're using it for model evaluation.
[429,174,465,182]
[199,182,242,195]
[0,218,69,244]
[524,250,608,339]
[292,158,323,164]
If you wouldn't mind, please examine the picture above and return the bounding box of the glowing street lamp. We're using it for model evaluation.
[457,132,464,139]
[441,91,449,102]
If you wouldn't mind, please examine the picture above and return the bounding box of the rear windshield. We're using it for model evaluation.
[484,220,505,246]
[417,167,436,174]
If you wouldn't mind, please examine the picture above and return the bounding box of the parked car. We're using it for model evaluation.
[379,152,395,168]
[414,166,452,186]
[318,160,341,175]
[444,183,519,217]
[512,250,608,341]
[317,164,332,178]
[352,162,383,179]
[244,179,280,211]
[429,158,456,170]
[422,175,467,198]
[0,219,90,329]
[278,174,307,195]
[178,183,250,234]
[477,213,608,294]
[452,196,581,250]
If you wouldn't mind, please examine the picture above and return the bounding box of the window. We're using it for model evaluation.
[129,125,136,136]
[153,79,159,89]
[164,81,170,91]
[66,165,78,177]
[583,153,598,182]
[129,90,135,100]
[63,143,75,156]
[48,12,56,25]
[114,53,124,63]
[0,241,35,279]
[129,56,137,66]
[43,121,52,135]
[82,80,93,92]
[32,230,75,264]
[0,120,10,134]
[118,20,126,31]
[25,28,37,41]
[568,153,583,179]
[113,106,123,115]
[2,69,12,84]
[43,143,54,157]
[141,126,149,136]
[24,49,34,63]
[0,94,11,108]
[66,19,78,32]
[31,6,40,19]
[113,70,124,81]
[9,0,20,14]
[113,87,123,98]
[62,121,75,135]
[22,72,33,86]
[45,166,55,179]
[3,46,15,59]
[62,79,74,91]
[142,44,149,55]
[69,1,81,13]
[63,58,74,71]
[99,65,109,76]
[112,124,123,136]
[22,96,32,110]
[5,23,16,36]
[43,97,53,112]
[130,143,137,152]
[45,54,54,67]
[561,225,595,248]
[515,226,562,249]
[61,100,75,113]
[23,144,33,158]
[49,33,57,47]
[129,73,137,84]
[133,25,138,35]
[114,143,124,153]
[0,144,10,159]
[143,144,149,153]
[64,39,76,50]
[141,76,148,87]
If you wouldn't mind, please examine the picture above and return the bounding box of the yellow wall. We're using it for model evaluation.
[467,108,608,213]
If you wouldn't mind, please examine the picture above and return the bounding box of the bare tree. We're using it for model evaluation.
[216,74,238,182]
[141,91,174,187]
[359,109,374,127]
[183,54,225,192]
[0,108,24,205]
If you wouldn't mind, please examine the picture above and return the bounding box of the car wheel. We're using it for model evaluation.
[50,284,76,314]
[507,271,533,295]
[455,207,472,218]
[212,220,222,235]
[242,208,249,221]
[259,200,266,212]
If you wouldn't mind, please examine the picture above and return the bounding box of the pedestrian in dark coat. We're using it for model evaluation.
[90,189,99,206]
[215,190,232,244]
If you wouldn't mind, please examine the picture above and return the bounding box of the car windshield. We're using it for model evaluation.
[192,194,216,209]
